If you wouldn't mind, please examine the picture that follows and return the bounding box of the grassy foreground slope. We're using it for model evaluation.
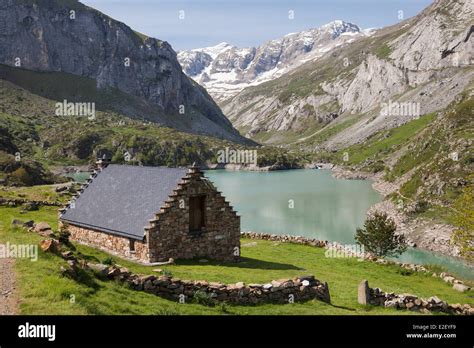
[1,205,472,315]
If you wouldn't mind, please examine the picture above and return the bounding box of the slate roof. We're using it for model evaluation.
[60,165,188,240]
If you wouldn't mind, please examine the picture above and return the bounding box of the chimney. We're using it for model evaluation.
[96,154,111,170]
[187,162,203,177]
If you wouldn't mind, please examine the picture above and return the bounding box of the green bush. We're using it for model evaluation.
[355,211,407,258]
[102,257,116,265]
[192,290,214,306]
[397,268,414,276]
[9,167,35,186]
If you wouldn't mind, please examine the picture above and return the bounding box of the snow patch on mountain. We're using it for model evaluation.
[178,20,374,102]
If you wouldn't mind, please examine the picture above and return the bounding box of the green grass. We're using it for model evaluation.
[374,44,392,60]
[0,206,472,315]
[299,116,360,148]
[388,136,441,180]
[0,184,73,204]
[399,171,423,198]
[341,113,436,165]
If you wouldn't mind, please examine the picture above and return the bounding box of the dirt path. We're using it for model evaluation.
[0,246,19,315]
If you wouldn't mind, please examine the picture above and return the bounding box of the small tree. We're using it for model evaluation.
[355,211,407,257]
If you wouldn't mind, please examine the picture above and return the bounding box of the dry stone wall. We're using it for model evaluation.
[87,262,331,305]
[67,224,148,263]
[241,231,327,247]
[51,234,331,306]
[0,197,62,207]
[358,280,473,315]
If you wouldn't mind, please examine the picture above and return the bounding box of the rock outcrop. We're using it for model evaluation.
[221,0,473,146]
[0,0,247,143]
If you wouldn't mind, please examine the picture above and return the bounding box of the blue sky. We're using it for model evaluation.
[80,0,433,50]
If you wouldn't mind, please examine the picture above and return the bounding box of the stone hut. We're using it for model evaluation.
[59,164,240,263]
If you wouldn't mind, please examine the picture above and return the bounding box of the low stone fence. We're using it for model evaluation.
[358,280,473,315]
[241,231,327,247]
[0,197,63,207]
[241,231,471,292]
[88,263,331,305]
[44,230,331,306]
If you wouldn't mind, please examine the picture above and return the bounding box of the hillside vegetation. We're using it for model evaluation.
[0,77,307,186]
[328,93,474,228]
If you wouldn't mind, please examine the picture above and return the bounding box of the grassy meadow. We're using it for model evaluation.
[0,205,472,315]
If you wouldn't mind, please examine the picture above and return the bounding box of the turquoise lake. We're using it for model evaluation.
[206,169,474,280]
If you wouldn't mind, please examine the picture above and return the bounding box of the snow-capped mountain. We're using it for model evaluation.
[178,20,374,102]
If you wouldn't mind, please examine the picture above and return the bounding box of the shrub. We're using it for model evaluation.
[397,268,414,276]
[367,160,385,173]
[192,290,214,306]
[355,211,407,257]
[9,167,35,186]
[102,257,116,265]
[161,269,172,277]
[413,200,429,214]
[58,230,72,246]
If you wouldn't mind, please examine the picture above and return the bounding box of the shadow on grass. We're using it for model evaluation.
[329,303,357,311]
[78,252,102,264]
[175,257,304,271]
[64,267,102,291]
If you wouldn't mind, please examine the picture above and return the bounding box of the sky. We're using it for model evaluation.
[80,0,433,51]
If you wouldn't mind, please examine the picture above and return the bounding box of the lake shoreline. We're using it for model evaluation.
[53,163,472,268]
[330,165,473,268]
[216,162,471,269]
[240,232,474,283]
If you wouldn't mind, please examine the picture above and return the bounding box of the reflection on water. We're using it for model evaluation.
[206,169,474,280]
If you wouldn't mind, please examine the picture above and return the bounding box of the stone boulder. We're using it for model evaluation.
[11,219,34,228]
[443,276,456,284]
[358,279,370,305]
[22,202,38,211]
[55,186,69,193]
[453,283,471,293]
[23,220,35,228]
[86,263,109,278]
[11,219,25,227]
[33,222,54,236]
[40,239,59,254]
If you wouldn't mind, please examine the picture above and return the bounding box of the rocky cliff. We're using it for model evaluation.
[0,0,248,143]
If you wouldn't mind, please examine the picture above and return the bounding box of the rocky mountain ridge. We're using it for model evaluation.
[0,0,248,144]
[178,20,372,102]
[220,0,473,146]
